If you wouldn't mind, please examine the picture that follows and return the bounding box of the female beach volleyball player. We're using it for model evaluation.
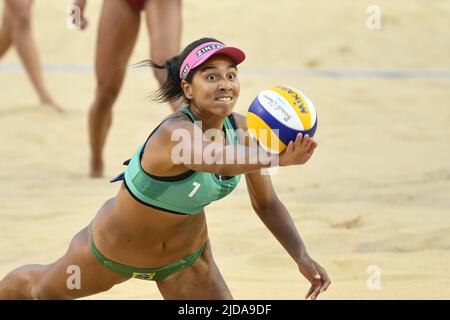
[0,0,62,111]
[72,0,182,178]
[0,37,330,300]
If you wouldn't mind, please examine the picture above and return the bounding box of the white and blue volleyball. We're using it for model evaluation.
[246,86,318,154]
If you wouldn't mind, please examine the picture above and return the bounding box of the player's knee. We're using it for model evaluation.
[94,84,121,110]
[11,10,31,31]
[32,283,70,300]
[32,273,71,300]
[152,65,168,86]
[4,264,46,300]
[30,282,44,300]
[23,264,72,300]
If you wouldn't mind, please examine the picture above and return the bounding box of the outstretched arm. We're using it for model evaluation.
[229,111,329,299]
[245,171,331,300]
[152,115,318,177]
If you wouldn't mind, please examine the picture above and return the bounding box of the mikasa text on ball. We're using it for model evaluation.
[246,86,318,154]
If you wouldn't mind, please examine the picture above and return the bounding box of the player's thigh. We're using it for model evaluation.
[95,0,141,84]
[1,4,12,32]
[37,226,129,299]
[157,240,233,300]
[4,0,32,25]
[144,0,181,63]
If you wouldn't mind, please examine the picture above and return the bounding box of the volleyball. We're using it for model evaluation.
[246,86,318,154]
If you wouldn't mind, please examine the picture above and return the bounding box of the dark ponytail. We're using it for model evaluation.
[134,37,223,104]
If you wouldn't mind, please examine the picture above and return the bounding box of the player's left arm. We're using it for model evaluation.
[233,112,331,299]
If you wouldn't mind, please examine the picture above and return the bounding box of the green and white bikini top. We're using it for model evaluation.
[111,106,241,215]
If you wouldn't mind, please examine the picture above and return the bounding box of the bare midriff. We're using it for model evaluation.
[91,183,208,268]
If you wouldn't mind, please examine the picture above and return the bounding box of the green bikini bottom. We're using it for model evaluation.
[90,226,206,282]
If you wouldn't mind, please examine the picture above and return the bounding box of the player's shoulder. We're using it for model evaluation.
[160,111,196,131]
[150,112,197,143]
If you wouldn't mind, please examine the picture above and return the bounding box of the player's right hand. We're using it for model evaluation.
[279,133,318,166]
[298,256,331,300]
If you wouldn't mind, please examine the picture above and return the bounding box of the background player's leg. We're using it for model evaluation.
[5,0,61,111]
[0,5,13,58]
[144,0,183,111]
[88,0,141,177]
